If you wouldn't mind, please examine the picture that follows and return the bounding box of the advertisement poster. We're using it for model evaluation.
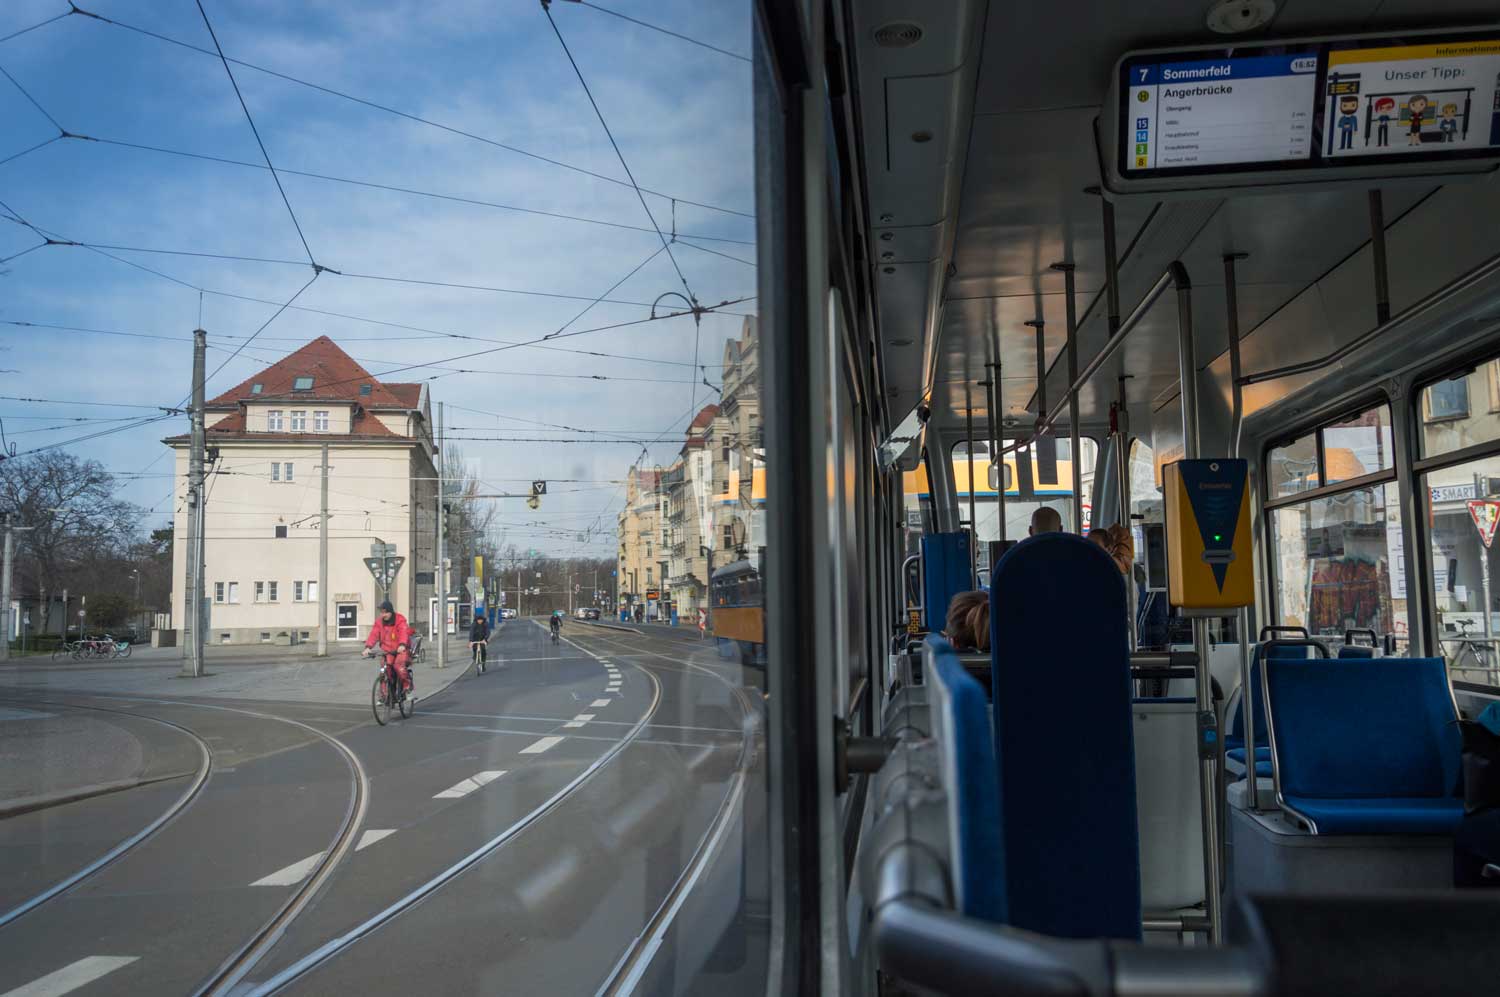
[1325,40,1500,158]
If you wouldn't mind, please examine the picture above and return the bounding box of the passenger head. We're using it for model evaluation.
[1086,527,1111,548]
[1029,506,1063,535]
[965,598,991,653]
[944,590,988,649]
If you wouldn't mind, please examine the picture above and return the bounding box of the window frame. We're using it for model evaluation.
[267,409,284,432]
[268,581,278,602]
[254,581,266,603]
[214,582,225,604]
[314,410,330,432]
[290,410,306,432]
[294,580,304,602]
[1263,397,1401,638]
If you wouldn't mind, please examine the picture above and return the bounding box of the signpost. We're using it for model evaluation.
[363,555,405,593]
[1468,498,1500,645]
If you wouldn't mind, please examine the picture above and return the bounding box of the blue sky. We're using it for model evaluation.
[0,0,755,557]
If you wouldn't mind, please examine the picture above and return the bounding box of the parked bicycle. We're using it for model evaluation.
[1444,617,1498,677]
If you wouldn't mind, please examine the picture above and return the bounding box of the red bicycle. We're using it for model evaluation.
[367,649,414,726]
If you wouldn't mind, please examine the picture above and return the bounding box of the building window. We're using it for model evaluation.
[250,383,263,395]
[359,384,372,396]
[254,581,266,603]
[283,462,294,482]
[314,410,329,431]
[306,580,317,603]
[646,568,653,583]
[260,632,272,643]
[293,376,314,391]
[1426,377,1470,422]
[220,633,232,644]
[721,441,730,463]
[291,410,306,431]
[271,462,294,482]
[294,581,304,602]
[215,582,225,603]
[227,582,239,604]
[272,462,280,482]
[645,542,652,558]
[268,409,284,431]
[723,524,735,549]
[268,581,279,602]
[275,525,288,538]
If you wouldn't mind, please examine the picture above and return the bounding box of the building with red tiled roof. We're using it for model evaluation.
[165,337,439,645]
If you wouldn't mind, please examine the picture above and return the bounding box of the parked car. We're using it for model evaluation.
[501,608,517,620]
[584,608,601,620]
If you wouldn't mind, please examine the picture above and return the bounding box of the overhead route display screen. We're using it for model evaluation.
[1116,29,1500,182]
[1128,55,1318,170]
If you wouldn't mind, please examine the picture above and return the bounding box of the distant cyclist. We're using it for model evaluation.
[362,599,413,694]
[550,610,562,642]
[469,612,490,668]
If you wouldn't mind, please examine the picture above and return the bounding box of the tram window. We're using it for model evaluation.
[951,437,1097,541]
[1419,361,1500,457]
[1271,484,1408,644]
[1422,453,1500,682]
[1322,406,1394,484]
[1267,432,1321,497]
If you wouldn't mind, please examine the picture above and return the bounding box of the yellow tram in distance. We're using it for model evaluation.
[711,560,764,665]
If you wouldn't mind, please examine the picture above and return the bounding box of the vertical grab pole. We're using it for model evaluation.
[1225,253,1254,815]
[984,366,1000,574]
[1369,190,1392,326]
[965,381,979,588]
[1053,263,1083,532]
[1102,197,1123,337]
[1174,261,1222,944]
[993,328,1007,543]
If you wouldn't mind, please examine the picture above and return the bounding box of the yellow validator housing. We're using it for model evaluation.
[1164,458,1253,611]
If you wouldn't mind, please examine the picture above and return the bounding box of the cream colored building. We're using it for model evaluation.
[167,336,438,645]
[616,466,663,619]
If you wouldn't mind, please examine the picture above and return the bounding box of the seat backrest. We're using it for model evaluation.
[924,636,1006,923]
[990,532,1140,940]
[921,532,972,633]
[1266,657,1460,800]
[1337,645,1376,658]
[1230,641,1315,748]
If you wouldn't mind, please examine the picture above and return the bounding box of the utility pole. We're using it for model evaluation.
[436,402,447,670]
[318,443,329,656]
[1,516,13,661]
[182,328,206,678]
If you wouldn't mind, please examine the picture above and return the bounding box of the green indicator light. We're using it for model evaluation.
[1213,534,1222,542]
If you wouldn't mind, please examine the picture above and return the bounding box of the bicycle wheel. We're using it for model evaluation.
[371,672,391,726]
[474,647,484,675]
[399,688,414,719]
[116,643,132,659]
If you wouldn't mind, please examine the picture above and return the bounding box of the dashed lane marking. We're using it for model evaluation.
[433,770,507,799]
[590,699,611,708]
[520,736,563,754]
[563,714,595,728]
[356,829,397,851]
[251,852,325,887]
[1,956,140,997]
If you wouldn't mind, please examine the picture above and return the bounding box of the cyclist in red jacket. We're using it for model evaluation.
[362,600,412,692]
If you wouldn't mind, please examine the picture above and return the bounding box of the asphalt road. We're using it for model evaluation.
[0,620,769,996]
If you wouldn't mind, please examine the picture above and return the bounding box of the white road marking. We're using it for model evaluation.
[520,736,563,754]
[2,956,139,997]
[434,770,507,799]
[356,829,397,851]
[590,699,611,708]
[563,714,595,728]
[251,852,325,887]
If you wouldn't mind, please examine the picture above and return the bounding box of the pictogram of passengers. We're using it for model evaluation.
[1357,88,1475,148]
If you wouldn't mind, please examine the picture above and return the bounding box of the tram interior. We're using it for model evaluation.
[806,0,1500,993]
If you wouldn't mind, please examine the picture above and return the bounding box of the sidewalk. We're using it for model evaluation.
[0,636,476,707]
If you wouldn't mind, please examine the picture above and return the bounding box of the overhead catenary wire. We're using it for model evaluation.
[64,4,753,221]
[575,2,751,63]
[542,1,697,306]
[193,0,318,270]
[66,134,753,246]
[0,9,72,46]
[0,59,65,132]
[0,133,61,168]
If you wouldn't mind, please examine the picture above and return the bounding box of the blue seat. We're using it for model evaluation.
[1225,641,1313,756]
[1266,656,1463,835]
[1226,746,1273,778]
[1337,644,1376,658]
[991,532,1140,940]
[926,636,1006,922]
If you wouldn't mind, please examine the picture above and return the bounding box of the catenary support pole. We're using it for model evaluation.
[436,402,447,669]
[182,328,206,678]
[318,443,329,657]
[1,516,12,661]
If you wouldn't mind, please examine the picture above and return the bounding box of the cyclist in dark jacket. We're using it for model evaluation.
[469,613,490,666]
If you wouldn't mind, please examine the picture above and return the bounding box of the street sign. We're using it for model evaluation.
[370,542,396,558]
[1469,500,1500,548]
[363,556,406,588]
[531,480,547,495]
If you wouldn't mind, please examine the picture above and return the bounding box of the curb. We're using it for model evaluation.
[0,771,196,821]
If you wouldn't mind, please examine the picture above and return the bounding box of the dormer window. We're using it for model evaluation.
[250,383,263,395]
[359,384,372,397]
[292,376,314,391]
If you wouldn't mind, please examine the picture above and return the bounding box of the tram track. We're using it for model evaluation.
[0,697,214,930]
[247,630,664,995]
[565,627,760,996]
[0,691,369,997]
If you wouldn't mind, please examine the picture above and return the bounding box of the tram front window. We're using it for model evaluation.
[951,437,1098,543]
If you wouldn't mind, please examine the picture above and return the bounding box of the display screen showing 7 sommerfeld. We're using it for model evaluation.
[1121,33,1500,178]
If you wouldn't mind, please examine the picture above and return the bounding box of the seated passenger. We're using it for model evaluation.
[944,590,990,651]
[1087,524,1134,575]
[1029,506,1063,535]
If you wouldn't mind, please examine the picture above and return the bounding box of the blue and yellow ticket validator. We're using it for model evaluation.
[1163,458,1253,611]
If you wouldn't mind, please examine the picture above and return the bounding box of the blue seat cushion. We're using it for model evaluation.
[1283,796,1464,835]
[1226,746,1273,778]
